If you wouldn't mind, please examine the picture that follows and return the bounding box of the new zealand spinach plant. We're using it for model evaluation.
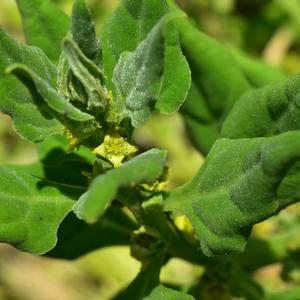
[1,0,300,299]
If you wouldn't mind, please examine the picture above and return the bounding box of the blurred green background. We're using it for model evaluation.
[1,0,300,299]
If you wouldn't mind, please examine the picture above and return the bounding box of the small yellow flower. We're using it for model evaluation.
[93,133,138,168]
[141,167,169,192]
[62,128,81,152]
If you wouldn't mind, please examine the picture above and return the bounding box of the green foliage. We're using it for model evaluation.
[16,0,69,63]
[101,0,190,122]
[74,149,167,223]
[164,131,300,256]
[1,0,300,298]
[0,166,78,254]
[0,28,61,142]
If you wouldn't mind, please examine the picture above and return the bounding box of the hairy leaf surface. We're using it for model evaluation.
[0,167,81,254]
[164,131,300,256]
[0,28,61,142]
[74,149,167,223]
[171,3,285,154]
[102,0,190,120]
[71,0,100,62]
[16,0,69,63]
[222,73,300,139]
[7,64,98,139]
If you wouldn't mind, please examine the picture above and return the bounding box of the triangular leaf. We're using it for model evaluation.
[164,131,300,256]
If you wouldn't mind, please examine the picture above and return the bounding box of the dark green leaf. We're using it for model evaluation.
[16,0,69,63]
[227,46,285,88]
[102,0,190,122]
[170,2,285,154]
[164,131,300,256]
[6,63,99,140]
[13,134,95,187]
[0,28,61,142]
[71,0,100,62]
[0,166,81,254]
[143,285,195,300]
[74,149,167,223]
[48,207,137,259]
[60,38,107,114]
[222,73,300,139]
[174,16,250,117]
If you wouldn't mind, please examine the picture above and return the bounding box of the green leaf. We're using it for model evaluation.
[175,16,250,117]
[143,285,195,300]
[48,207,137,259]
[170,2,285,154]
[0,166,81,254]
[38,134,96,165]
[71,0,100,62]
[226,46,285,88]
[101,0,169,89]
[16,0,69,63]
[16,135,94,187]
[222,73,300,139]
[164,131,300,256]
[6,63,99,140]
[180,81,219,154]
[221,73,300,232]
[0,28,61,142]
[74,149,167,223]
[102,0,190,122]
[60,38,107,114]
[114,246,166,300]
